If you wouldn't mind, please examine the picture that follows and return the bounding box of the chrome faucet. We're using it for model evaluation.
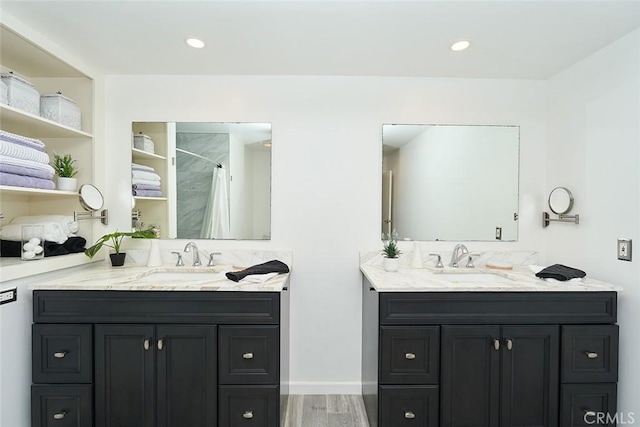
[183,242,202,266]
[449,244,469,268]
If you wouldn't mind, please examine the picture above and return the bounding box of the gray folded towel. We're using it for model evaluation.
[535,264,586,281]
[226,260,289,282]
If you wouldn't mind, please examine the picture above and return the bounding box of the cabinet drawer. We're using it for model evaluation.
[32,324,92,384]
[31,385,92,427]
[562,325,619,383]
[219,385,279,427]
[561,383,617,427]
[379,385,439,427]
[380,326,439,384]
[219,325,279,384]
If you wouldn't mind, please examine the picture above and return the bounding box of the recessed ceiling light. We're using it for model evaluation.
[186,38,205,49]
[451,40,470,51]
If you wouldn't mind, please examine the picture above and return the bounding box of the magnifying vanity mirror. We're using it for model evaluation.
[543,186,580,227]
[74,184,108,225]
[382,124,520,241]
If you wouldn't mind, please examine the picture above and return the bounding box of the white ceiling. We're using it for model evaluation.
[2,0,639,79]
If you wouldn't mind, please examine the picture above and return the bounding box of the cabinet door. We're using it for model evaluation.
[501,326,559,427]
[441,325,501,427]
[156,325,217,427]
[95,325,154,427]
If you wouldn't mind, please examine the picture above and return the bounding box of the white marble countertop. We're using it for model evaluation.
[29,263,290,292]
[360,251,621,292]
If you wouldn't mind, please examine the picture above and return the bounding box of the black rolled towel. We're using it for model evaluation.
[226,260,290,282]
[535,264,586,281]
[63,236,87,254]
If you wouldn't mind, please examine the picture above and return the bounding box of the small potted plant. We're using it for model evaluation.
[85,228,156,267]
[382,230,402,272]
[52,152,78,191]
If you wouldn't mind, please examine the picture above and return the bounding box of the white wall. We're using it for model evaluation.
[105,75,547,393]
[544,29,640,416]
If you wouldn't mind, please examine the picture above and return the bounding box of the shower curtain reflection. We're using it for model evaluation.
[200,165,230,239]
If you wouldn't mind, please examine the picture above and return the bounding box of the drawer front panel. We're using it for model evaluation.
[31,385,92,427]
[219,385,279,427]
[380,326,439,384]
[561,383,617,427]
[34,291,280,324]
[379,385,439,427]
[32,324,92,384]
[380,292,617,325]
[562,325,619,383]
[219,325,279,384]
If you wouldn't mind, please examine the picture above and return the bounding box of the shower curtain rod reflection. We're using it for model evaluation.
[176,148,222,167]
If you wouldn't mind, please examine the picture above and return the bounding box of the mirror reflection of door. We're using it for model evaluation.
[382,170,393,237]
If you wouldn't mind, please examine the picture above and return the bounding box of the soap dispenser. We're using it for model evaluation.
[411,241,423,268]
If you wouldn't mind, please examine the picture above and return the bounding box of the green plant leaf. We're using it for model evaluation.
[84,228,157,259]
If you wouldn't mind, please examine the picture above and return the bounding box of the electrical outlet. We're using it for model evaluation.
[0,287,17,305]
[496,227,502,240]
[617,238,632,261]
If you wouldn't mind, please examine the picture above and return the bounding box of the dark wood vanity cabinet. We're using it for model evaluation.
[32,290,289,427]
[362,288,619,427]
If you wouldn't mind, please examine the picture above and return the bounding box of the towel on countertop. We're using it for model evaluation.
[0,236,86,257]
[0,163,53,180]
[132,177,162,187]
[0,222,70,244]
[132,189,163,197]
[0,130,46,152]
[0,155,55,174]
[132,169,161,182]
[535,264,586,281]
[0,172,55,190]
[0,139,50,164]
[239,272,279,284]
[226,260,290,282]
[10,215,79,236]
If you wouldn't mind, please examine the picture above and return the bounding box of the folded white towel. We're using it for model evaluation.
[0,155,55,174]
[132,162,156,172]
[132,169,161,181]
[0,140,50,164]
[0,222,68,244]
[10,215,79,236]
[132,177,162,186]
[239,272,279,284]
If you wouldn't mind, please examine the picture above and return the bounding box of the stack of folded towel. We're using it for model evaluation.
[0,130,55,190]
[132,163,162,197]
[0,214,86,257]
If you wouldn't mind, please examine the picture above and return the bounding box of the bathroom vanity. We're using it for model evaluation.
[30,264,290,427]
[361,262,620,427]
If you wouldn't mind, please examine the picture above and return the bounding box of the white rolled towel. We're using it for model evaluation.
[10,215,79,236]
[0,222,68,244]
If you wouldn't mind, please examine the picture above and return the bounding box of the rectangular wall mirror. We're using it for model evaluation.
[132,122,271,240]
[382,124,519,242]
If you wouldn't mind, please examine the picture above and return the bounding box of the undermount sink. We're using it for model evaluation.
[434,272,515,283]
[134,270,228,283]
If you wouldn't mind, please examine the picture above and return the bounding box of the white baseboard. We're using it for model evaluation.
[287,382,362,395]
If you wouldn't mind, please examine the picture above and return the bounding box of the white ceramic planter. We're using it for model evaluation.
[383,257,399,272]
[57,177,77,192]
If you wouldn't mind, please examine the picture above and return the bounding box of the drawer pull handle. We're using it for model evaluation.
[53,351,67,359]
[405,411,416,419]
[405,353,416,360]
[506,339,513,351]
[243,352,254,360]
[585,352,599,359]
[53,411,67,420]
[243,411,254,419]
[493,339,500,350]
[144,339,150,351]
[157,339,164,351]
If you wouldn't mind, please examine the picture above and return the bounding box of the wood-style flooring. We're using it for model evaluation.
[283,395,370,427]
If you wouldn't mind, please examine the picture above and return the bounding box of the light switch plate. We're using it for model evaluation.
[617,238,632,261]
[0,287,17,305]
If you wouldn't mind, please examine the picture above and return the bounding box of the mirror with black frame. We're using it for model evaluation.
[382,124,520,241]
